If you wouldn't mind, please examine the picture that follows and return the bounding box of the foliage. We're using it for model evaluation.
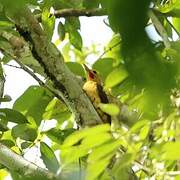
[0,0,180,180]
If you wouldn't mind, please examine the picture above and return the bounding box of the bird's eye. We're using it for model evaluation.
[93,70,97,74]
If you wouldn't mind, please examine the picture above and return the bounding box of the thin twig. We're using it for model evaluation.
[15,59,45,87]
[97,41,121,60]
[133,161,151,175]
[149,10,171,48]
[15,59,65,102]
[0,48,65,102]
[5,64,23,69]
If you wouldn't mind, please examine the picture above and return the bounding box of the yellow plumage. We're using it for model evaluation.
[83,64,111,124]
[83,81,101,107]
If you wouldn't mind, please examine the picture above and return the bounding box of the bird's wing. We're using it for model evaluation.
[96,84,109,103]
[97,84,111,124]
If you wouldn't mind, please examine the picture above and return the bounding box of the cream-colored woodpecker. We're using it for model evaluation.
[83,64,111,124]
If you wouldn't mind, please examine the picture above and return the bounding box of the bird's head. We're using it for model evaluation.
[83,64,102,84]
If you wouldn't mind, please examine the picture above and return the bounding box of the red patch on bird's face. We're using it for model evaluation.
[88,72,95,79]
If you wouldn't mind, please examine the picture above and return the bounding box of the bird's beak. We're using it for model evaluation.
[83,64,91,72]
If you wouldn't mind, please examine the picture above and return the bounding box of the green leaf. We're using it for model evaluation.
[0,38,13,56]
[92,58,114,80]
[0,139,15,148]
[69,30,82,50]
[1,55,12,64]
[83,0,99,8]
[106,34,122,66]
[1,130,12,141]
[139,124,150,140]
[42,7,55,41]
[0,20,14,30]
[62,124,110,148]
[86,154,113,180]
[61,41,71,61]
[112,164,130,180]
[1,0,26,14]
[130,119,150,133]
[13,86,53,126]
[158,1,180,14]
[40,142,59,173]
[87,139,122,162]
[0,121,8,132]
[21,142,32,149]
[175,175,180,180]
[43,98,71,123]
[116,153,134,170]
[13,86,44,112]
[65,17,80,31]
[60,0,83,8]
[105,67,128,88]
[44,128,75,144]
[61,127,113,165]
[0,108,28,124]
[66,62,85,77]
[61,145,89,164]
[162,142,180,160]
[11,124,37,141]
[164,19,173,38]
[99,103,120,116]
[81,132,112,149]
[65,17,82,50]
[173,17,180,33]
[0,3,3,12]
[57,21,66,41]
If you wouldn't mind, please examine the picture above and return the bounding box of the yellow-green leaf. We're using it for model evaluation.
[88,140,122,162]
[105,67,128,88]
[62,124,110,148]
[99,103,120,116]
[162,142,180,160]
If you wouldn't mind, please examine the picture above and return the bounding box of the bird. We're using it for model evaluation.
[83,64,111,124]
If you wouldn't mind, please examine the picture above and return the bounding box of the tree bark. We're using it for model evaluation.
[35,8,106,21]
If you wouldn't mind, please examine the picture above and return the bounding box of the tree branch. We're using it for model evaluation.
[35,8,107,20]
[14,59,66,103]
[0,143,58,180]
[149,10,171,48]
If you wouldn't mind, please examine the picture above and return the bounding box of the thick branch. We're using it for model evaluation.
[0,143,58,179]
[13,7,102,126]
[0,31,66,104]
[35,8,106,20]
